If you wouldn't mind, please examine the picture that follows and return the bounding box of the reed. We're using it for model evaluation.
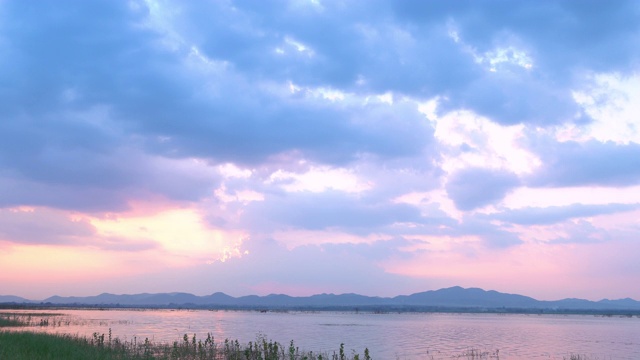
[563,355,596,360]
[0,313,25,327]
[0,330,370,360]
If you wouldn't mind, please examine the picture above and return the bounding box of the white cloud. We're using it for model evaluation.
[218,163,253,179]
[566,73,640,144]
[432,108,541,175]
[504,185,640,209]
[267,166,372,193]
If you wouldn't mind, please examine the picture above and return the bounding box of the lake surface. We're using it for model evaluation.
[5,309,640,359]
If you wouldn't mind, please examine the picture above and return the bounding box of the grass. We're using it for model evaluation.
[0,331,129,360]
[0,330,372,360]
[0,312,67,326]
[0,318,22,327]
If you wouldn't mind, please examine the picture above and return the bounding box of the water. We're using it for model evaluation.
[5,309,640,359]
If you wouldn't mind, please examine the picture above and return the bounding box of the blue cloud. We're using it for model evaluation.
[320,237,424,261]
[546,220,607,245]
[528,140,640,187]
[192,236,426,296]
[446,168,520,211]
[0,0,438,212]
[241,191,426,234]
[447,215,523,248]
[442,68,585,125]
[394,0,640,74]
[1,0,639,258]
[0,208,94,245]
[488,203,640,225]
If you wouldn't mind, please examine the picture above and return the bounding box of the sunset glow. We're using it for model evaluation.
[1,0,640,302]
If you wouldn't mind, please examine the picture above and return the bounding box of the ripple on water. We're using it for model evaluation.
[4,310,640,360]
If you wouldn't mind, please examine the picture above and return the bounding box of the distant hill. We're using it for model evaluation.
[0,295,31,303]
[3,287,640,312]
[392,286,541,308]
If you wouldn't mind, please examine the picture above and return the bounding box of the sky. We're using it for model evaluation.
[1,0,640,301]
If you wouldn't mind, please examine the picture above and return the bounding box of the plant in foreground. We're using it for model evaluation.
[0,329,371,360]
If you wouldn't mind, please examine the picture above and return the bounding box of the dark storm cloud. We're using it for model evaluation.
[446,168,520,211]
[487,203,640,226]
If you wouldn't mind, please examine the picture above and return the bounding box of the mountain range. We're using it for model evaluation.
[2,287,640,312]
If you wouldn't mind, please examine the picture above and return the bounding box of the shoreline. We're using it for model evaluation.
[3,303,640,316]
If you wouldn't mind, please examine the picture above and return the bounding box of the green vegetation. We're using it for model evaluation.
[0,331,127,360]
[0,313,25,327]
[0,330,370,360]
[0,318,21,327]
[0,312,75,328]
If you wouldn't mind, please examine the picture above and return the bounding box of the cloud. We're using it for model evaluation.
[394,1,640,74]
[0,208,94,245]
[92,236,160,252]
[528,140,640,187]
[1,0,640,300]
[455,216,523,248]
[1,0,438,214]
[394,1,640,125]
[546,220,608,245]
[161,0,612,127]
[445,69,584,125]
[0,176,131,212]
[488,203,640,225]
[0,1,221,210]
[321,237,425,261]
[0,150,220,212]
[0,207,160,252]
[446,167,520,211]
[176,0,480,95]
[0,0,157,117]
[191,236,426,296]
[241,191,425,235]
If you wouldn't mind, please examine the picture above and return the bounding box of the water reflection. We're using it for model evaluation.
[4,309,640,359]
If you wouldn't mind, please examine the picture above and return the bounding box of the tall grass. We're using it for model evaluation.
[0,312,27,327]
[0,330,371,360]
[0,318,22,327]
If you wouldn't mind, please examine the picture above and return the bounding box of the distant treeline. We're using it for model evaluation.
[2,302,640,317]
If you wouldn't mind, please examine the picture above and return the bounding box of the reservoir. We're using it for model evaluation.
[5,309,640,359]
